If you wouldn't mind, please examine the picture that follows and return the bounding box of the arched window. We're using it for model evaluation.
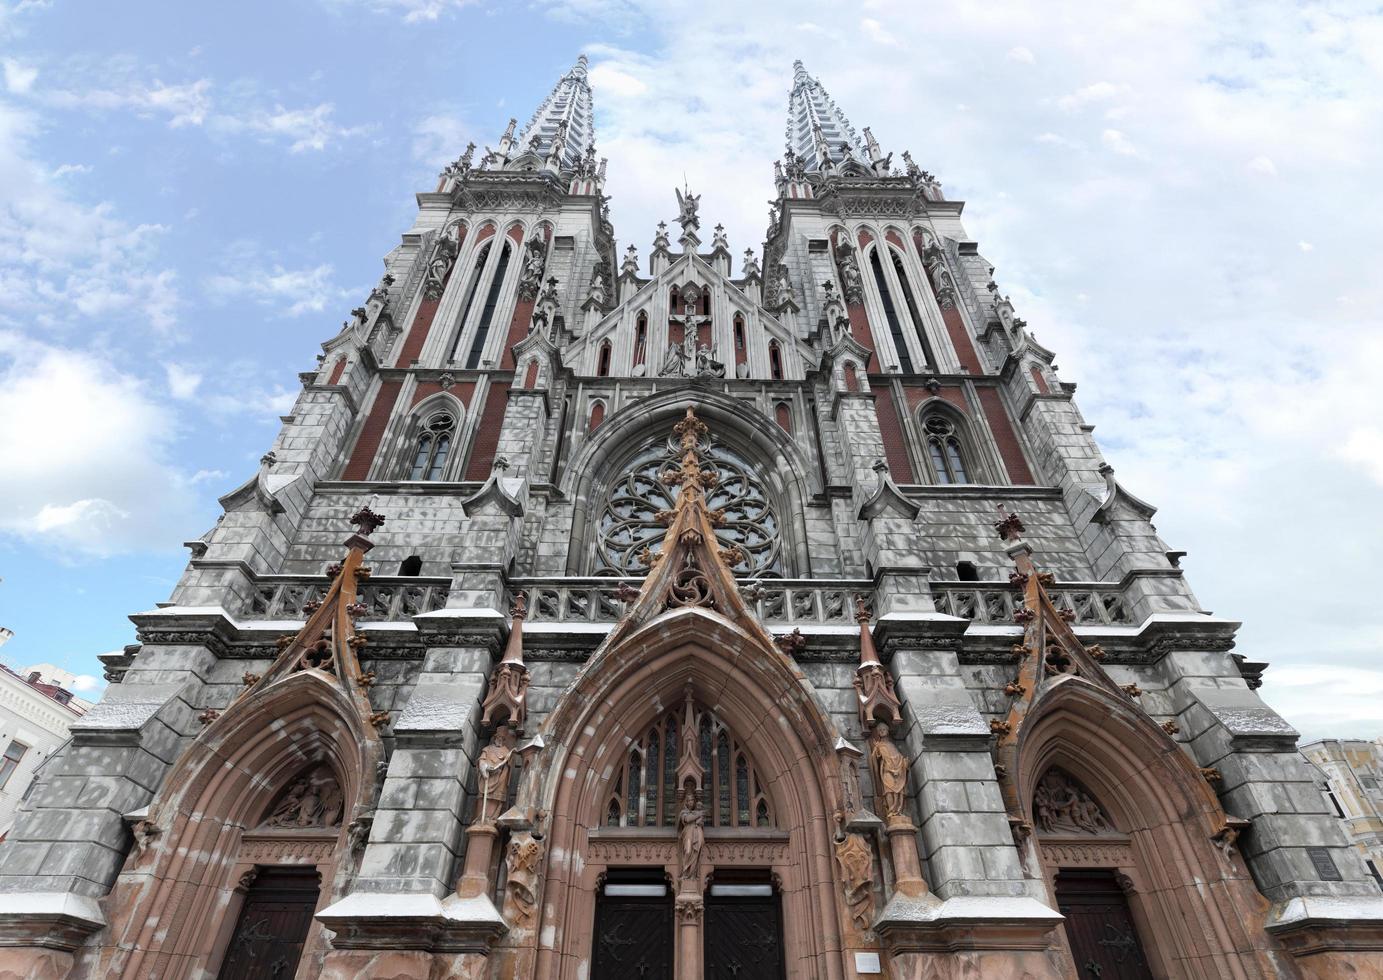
[464,241,512,369]
[843,360,860,392]
[523,360,540,389]
[891,250,936,368]
[448,242,492,362]
[768,341,784,380]
[870,249,914,372]
[733,314,745,352]
[398,555,423,576]
[774,402,792,434]
[589,400,605,432]
[634,312,648,369]
[604,703,774,829]
[922,412,970,484]
[408,410,456,480]
[597,340,612,377]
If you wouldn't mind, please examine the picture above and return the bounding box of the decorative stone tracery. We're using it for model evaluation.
[595,435,782,576]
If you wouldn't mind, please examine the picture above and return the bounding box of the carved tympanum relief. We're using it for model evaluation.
[258,767,345,830]
[1033,767,1115,837]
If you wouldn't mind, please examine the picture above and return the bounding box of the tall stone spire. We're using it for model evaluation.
[785,59,866,173]
[515,53,596,172]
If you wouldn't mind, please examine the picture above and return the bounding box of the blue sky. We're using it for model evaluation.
[2,0,1381,737]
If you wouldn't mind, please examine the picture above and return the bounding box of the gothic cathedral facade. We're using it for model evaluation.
[2,56,1381,980]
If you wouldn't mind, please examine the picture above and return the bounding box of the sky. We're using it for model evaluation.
[0,0,1380,738]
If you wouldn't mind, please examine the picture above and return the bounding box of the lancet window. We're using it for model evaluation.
[465,241,513,368]
[922,412,970,484]
[870,249,914,372]
[604,705,774,829]
[448,242,492,361]
[595,434,783,576]
[408,410,456,480]
[891,250,936,368]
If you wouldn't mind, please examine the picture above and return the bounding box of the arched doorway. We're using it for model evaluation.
[522,610,847,980]
[1017,682,1279,979]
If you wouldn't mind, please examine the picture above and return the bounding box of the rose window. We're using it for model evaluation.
[595,436,783,576]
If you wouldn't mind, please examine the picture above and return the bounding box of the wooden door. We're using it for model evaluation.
[592,884,674,979]
[217,866,321,980]
[704,890,785,980]
[1054,869,1153,979]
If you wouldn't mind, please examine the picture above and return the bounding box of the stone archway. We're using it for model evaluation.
[88,671,375,979]
[1016,680,1285,979]
[518,608,849,980]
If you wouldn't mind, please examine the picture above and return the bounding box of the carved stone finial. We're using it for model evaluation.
[993,505,1025,542]
[349,505,386,537]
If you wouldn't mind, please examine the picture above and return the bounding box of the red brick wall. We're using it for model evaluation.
[846,305,878,372]
[341,380,403,480]
[326,356,346,385]
[499,299,536,369]
[392,297,441,368]
[1029,364,1051,394]
[941,306,983,374]
[464,385,508,480]
[775,402,792,434]
[874,386,914,483]
[975,387,1033,484]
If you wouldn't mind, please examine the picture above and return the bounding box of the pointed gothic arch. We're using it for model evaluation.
[94,670,378,978]
[915,397,986,485]
[561,390,820,577]
[524,608,850,980]
[1014,678,1278,978]
[395,390,467,481]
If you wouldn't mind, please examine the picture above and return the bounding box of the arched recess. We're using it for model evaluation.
[915,397,988,485]
[525,608,849,980]
[561,389,821,576]
[1015,679,1277,978]
[394,390,467,481]
[93,671,377,979]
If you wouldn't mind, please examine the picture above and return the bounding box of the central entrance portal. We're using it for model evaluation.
[703,880,786,980]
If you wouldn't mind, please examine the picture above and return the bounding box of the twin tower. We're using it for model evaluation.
[0,54,1379,980]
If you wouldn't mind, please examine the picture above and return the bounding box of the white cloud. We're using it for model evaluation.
[216,102,367,153]
[1007,45,1035,64]
[1298,240,1313,251]
[0,333,201,557]
[204,249,349,317]
[3,58,37,94]
[589,63,648,98]
[322,0,477,21]
[164,362,203,399]
[0,99,180,333]
[49,162,90,178]
[860,17,902,47]
[412,112,474,169]
[1100,127,1139,155]
[45,77,212,127]
[1248,154,1278,176]
[1057,80,1130,111]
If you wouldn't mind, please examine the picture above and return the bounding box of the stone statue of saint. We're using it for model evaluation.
[868,722,908,821]
[661,341,686,377]
[695,344,725,379]
[677,787,705,882]
[477,727,517,825]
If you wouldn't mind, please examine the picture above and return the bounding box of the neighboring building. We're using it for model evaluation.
[0,663,86,838]
[1302,738,1383,890]
[1,55,1382,980]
